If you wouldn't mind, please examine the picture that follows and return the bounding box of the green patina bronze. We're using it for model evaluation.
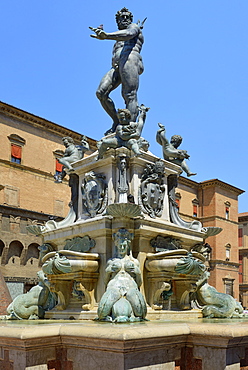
[97,229,147,322]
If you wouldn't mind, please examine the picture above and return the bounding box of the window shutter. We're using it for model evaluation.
[11,144,22,159]
[56,159,63,172]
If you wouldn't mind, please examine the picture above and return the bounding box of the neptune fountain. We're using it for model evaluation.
[5,7,243,323]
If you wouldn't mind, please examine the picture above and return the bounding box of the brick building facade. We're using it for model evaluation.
[0,101,95,314]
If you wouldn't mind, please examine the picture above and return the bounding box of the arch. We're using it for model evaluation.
[0,240,4,257]
[25,243,39,266]
[6,240,24,265]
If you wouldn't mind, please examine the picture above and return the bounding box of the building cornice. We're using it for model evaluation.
[199,215,238,225]
[198,179,244,195]
[239,213,248,222]
[209,259,240,269]
[0,204,63,221]
[178,176,244,195]
[177,212,238,225]
[0,101,97,150]
[178,176,198,189]
[178,212,199,222]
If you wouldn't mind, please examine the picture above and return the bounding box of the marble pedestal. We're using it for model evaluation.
[1,319,248,370]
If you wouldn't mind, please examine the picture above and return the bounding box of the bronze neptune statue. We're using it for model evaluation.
[90,8,146,135]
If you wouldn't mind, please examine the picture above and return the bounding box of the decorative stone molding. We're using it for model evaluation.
[7,134,26,146]
[192,198,199,205]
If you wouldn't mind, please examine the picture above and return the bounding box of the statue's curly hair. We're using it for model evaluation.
[62,136,74,144]
[170,135,182,146]
[115,7,133,22]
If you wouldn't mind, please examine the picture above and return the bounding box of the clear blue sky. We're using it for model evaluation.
[1,1,248,212]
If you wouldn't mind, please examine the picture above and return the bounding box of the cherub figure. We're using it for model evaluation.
[156,123,196,177]
[97,104,149,160]
[54,136,89,182]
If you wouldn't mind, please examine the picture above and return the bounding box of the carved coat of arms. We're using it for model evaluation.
[81,171,108,217]
[138,161,165,218]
